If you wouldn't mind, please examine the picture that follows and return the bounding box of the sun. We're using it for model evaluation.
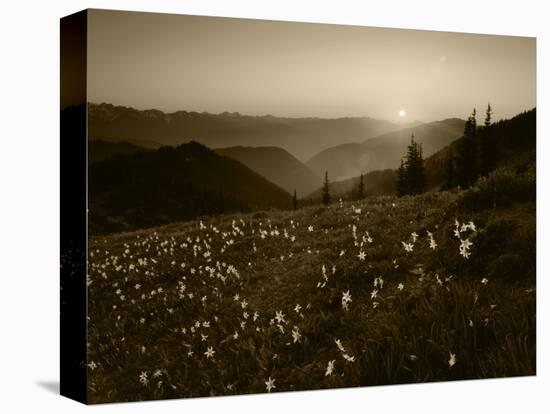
[399,109,406,117]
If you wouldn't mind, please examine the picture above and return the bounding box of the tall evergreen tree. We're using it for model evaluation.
[396,134,426,196]
[354,173,365,200]
[484,103,492,128]
[479,103,497,176]
[442,150,455,190]
[218,191,225,214]
[406,134,426,194]
[293,189,298,210]
[456,108,478,188]
[396,159,407,196]
[322,171,331,205]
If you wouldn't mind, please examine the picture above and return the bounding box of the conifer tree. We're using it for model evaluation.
[396,159,407,196]
[396,133,426,196]
[218,191,225,214]
[479,103,497,176]
[355,173,365,200]
[456,108,478,188]
[442,150,455,190]
[293,189,298,210]
[406,134,426,194]
[484,103,492,128]
[322,171,331,205]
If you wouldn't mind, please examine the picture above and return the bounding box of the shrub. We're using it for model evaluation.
[252,211,269,219]
[459,167,535,210]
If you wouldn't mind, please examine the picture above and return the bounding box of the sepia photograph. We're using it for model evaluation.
[61,8,535,404]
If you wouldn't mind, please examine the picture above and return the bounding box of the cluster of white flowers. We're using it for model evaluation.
[459,239,473,259]
[454,219,477,259]
[86,197,492,397]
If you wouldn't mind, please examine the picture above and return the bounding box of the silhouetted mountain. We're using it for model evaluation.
[425,109,536,188]
[89,141,292,234]
[88,102,400,160]
[308,109,535,200]
[215,146,320,195]
[89,139,148,163]
[307,119,465,180]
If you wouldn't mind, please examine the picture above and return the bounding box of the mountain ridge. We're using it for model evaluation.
[215,146,321,196]
[307,118,466,180]
[88,102,402,160]
[89,141,293,234]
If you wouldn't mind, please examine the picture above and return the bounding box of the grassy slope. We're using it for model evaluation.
[85,191,535,403]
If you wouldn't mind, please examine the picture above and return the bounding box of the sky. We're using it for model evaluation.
[87,9,536,123]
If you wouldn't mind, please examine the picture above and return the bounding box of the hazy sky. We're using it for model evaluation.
[88,9,536,123]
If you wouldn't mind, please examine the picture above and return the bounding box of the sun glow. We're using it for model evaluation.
[399,109,406,117]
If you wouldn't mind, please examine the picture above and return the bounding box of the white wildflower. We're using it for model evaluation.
[204,346,215,359]
[139,371,148,386]
[325,360,336,376]
[265,377,276,392]
[448,352,456,367]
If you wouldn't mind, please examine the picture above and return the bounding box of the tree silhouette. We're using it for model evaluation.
[396,159,407,196]
[218,191,225,214]
[396,133,426,196]
[456,108,478,188]
[293,189,298,210]
[354,173,365,200]
[479,103,497,176]
[484,103,492,128]
[395,134,425,196]
[441,149,456,190]
[322,171,331,205]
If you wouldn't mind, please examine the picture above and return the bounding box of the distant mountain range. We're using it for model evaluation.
[215,146,320,196]
[89,141,292,234]
[88,102,468,196]
[306,118,465,181]
[88,102,400,160]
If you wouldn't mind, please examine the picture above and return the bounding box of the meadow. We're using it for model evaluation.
[85,189,536,403]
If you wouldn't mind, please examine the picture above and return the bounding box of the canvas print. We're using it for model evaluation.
[60,9,536,404]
